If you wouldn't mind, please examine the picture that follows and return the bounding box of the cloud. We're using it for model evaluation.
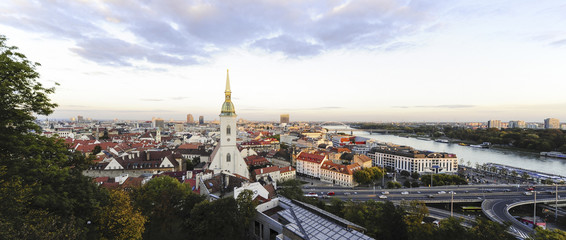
[171,97,189,100]
[393,105,475,109]
[140,98,164,102]
[550,38,566,46]
[0,0,440,65]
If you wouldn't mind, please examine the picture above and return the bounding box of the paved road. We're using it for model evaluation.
[301,184,566,238]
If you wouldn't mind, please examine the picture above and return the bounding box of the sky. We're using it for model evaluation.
[1,0,566,123]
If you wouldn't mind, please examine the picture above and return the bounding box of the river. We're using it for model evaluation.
[325,126,566,176]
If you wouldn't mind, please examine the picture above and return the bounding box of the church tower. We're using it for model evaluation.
[209,70,249,178]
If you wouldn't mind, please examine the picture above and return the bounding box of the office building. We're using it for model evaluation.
[487,120,502,129]
[280,114,289,124]
[509,120,526,128]
[544,118,560,129]
[186,114,194,123]
[368,145,458,174]
[199,116,204,125]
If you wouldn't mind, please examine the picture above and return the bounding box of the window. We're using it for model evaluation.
[226,153,231,162]
[226,125,231,135]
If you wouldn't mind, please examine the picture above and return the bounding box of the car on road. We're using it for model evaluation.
[401,191,409,195]
[427,194,435,198]
[382,191,390,195]
[438,191,446,194]
[354,192,358,195]
[327,191,335,196]
[525,187,534,191]
[503,189,511,192]
[379,195,388,199]
[523,191,533,196]
[344,192,351,195]
[448,191,456,194]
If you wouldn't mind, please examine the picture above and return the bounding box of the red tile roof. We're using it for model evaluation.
[279,166,295,174]
[320,161,361,175]
[253,166,280,176]
[296,152,326,164]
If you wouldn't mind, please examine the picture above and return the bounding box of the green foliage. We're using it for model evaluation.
[531,227,566,240]
[411,172,421,179]
[468,217,515,240]
[0,167,83,239]
[421,174,467,186]
[0,35,57,138]
[436,217,470,240]
[387,181,402,189]
[354,167,384,185]
[189,197,245,240]
[278,179,305,200]
[236,189,258,228]
[340,152,354,160]
[95,190,146,240]
[400,170,411,177]
[92,145,102,155]
[132,175,192,239]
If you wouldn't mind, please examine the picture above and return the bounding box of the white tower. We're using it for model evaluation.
[209,70,249,178]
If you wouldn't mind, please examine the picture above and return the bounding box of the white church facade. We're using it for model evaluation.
[209,70,250,178]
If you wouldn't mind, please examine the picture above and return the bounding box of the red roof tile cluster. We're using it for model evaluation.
[245,155,269,167]
[296,152,327,164]
[320,161,361,175]
[253,166,280,176]
[279,166,295,174]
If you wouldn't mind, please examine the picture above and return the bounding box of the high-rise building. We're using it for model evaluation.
[186,114,194,123]
[153,118,165,129]
[544,118,560,129]
[199,116,204,125]
[209,70,249,178]
[487,120,502,129]
[280,114,290,124]
[509,120,526,128]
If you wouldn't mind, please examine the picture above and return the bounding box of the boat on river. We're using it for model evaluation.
[540,151,566,159]
[470,142,491,148]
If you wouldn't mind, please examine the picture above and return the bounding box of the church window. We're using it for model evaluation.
[226,125,231,135]
[227,153,231,162]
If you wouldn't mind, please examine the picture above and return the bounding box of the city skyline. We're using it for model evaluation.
[2,0,566,122]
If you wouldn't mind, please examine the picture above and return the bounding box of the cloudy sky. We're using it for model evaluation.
[2,0,566,122]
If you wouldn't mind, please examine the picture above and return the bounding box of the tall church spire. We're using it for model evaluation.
[225,69,231,94]
[220,69,236,116]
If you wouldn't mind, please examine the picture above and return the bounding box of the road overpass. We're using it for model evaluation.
[300,184,566,239]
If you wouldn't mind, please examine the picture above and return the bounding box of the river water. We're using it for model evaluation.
[325,126,566,176]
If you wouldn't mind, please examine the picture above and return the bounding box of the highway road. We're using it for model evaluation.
[301,184,566,238]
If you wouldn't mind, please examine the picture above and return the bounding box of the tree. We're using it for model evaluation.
[0,35,57,140]
[1,35,104,238]
[236,189,258,233]
[92,145,102,155]
[354,169,372,185]
[133,176,192,239]
[435,217,470,240]
[532,227,566,240]
[94,190,146,240]
[278,179,304,200]
[468,217,514,240]
[411,172,420,180]
[401,200,432,240]
[189,197,244,240]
